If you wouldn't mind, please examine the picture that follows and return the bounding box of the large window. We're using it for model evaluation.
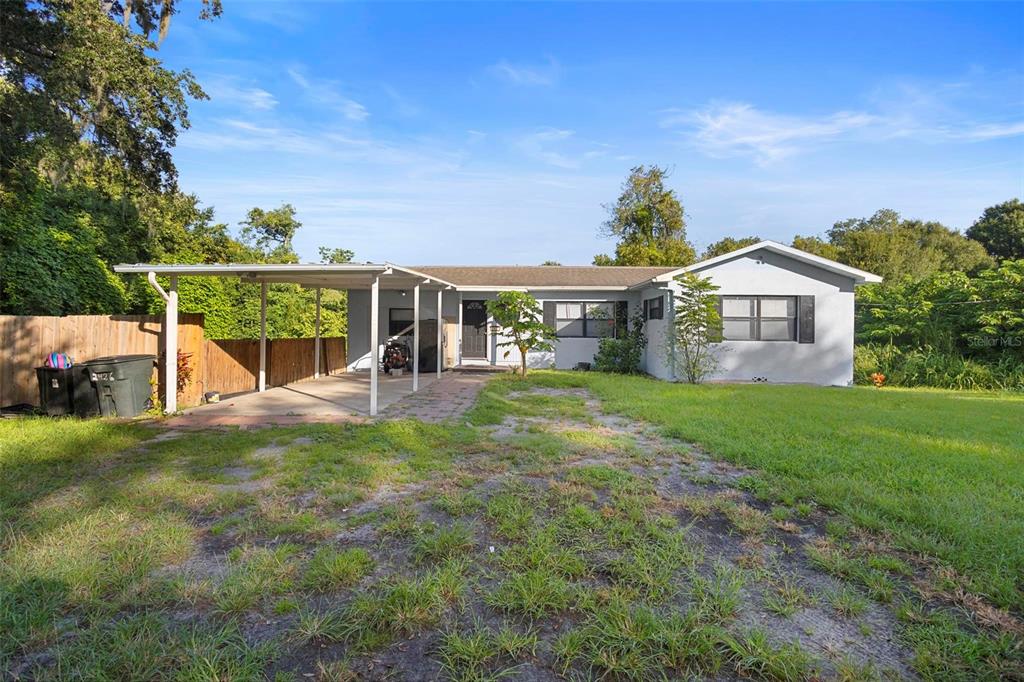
[720,296,797,342]
[555,302,616,338]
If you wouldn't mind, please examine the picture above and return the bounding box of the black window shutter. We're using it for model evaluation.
[615,301,628,337]
[643,299,649,321]
[543,301,556,328]
[798,296,815,343]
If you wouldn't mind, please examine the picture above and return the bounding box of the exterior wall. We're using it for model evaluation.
[349,289,641,371]
[460,290,640,370]
[680,249,857,386]
[637,287,674,380]
[346,289,456,371]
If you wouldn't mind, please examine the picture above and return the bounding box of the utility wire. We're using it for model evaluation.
[855,299,1003,307]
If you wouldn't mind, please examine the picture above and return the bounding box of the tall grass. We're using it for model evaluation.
[855,344,1024,391]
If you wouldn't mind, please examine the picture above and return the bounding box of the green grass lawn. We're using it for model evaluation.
[473,373,1024,612]
[2,376,1022,680]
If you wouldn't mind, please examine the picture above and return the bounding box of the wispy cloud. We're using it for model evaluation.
[516,128,579,168]
[204,80,278,111]
[182,118,463,175]
[513,129,615,169]
[287,67,369,122]
[667,83,1024,165]
[233,3,309,33]
[489,57,561,87]
[663,103,878,165]
[382,84,420,118]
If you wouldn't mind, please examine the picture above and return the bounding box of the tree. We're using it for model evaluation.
[701,236,760,260]
[670,272,722,384]
[540,260,561,266]
[1,0,211,191]
[319,246,355,264]
[240,204,301,261]
[112,0,223,43]
[593,165,696,266]
[485,291,556,377]
[827,209,992,281]
[792,235,841,261]
[967,199,1024,261]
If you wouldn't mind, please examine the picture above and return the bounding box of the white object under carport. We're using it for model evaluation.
[116,263,455,417]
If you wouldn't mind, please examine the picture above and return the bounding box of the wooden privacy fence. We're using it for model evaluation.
[0,313,204,408]
[0,313,346,409]
[202,337,346,398]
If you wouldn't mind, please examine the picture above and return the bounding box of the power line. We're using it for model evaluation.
[855,299,1002,308]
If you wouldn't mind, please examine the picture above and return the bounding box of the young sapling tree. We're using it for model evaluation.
[486,292,557,377]
[671,272,723,383]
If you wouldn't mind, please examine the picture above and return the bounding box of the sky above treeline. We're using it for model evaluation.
[160,1,1024,265]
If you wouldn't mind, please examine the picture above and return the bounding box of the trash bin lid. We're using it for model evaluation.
[83,354,156,364]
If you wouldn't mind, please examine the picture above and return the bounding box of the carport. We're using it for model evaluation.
[112,263,456,416]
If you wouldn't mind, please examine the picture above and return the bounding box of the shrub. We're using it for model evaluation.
[593,310,646,373]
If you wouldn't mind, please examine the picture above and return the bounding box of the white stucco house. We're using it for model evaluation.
[346,241,882,387]
[116,240,880,416]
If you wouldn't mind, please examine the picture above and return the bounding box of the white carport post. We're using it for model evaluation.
[412,284,420,392]
[436,289,443,377]
[369,275,380,416]
[314,287,322,379]
[258,282,268,392]
[145,272,177,414]
[167,277,178,413]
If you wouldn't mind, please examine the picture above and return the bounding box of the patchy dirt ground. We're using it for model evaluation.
[6,386,1020,681]
[281,387,915,680]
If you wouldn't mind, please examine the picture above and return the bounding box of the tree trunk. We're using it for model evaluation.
[519,343,528,377]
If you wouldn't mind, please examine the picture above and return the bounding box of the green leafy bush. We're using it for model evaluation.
[593,310,646,374]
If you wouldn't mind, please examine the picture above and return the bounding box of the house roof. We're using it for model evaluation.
[639,240,883,286]
[413,266,677,289]
[114,241,881,291]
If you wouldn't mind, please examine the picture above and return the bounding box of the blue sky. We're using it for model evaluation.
[160,1,1024,264]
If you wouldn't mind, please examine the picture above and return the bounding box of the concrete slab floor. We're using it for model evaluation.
[177,372,438,421]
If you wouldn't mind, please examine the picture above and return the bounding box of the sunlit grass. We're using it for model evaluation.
[475,372,1024,611]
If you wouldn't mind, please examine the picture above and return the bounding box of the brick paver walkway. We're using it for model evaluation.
[381,372,494,422]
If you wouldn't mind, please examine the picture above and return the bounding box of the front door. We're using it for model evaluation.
[461,300,488,359]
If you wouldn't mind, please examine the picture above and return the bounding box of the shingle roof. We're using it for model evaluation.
[413,265,678,288]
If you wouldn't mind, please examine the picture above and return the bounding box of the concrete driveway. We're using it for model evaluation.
[164,371,493,427]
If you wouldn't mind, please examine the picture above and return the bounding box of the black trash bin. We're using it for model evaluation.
[35,365,100,417]
[71,365,101,418]
[81,354,156,418]
[36,366,75,416]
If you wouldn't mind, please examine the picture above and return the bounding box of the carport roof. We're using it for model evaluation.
[112,263,456,289]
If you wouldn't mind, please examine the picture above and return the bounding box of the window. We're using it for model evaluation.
[555,301,617,338]
[720,296,797,342]
[643,295,664,321]
[389,308,414,337]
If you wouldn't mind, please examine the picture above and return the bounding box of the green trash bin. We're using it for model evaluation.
[82,354,156,418]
